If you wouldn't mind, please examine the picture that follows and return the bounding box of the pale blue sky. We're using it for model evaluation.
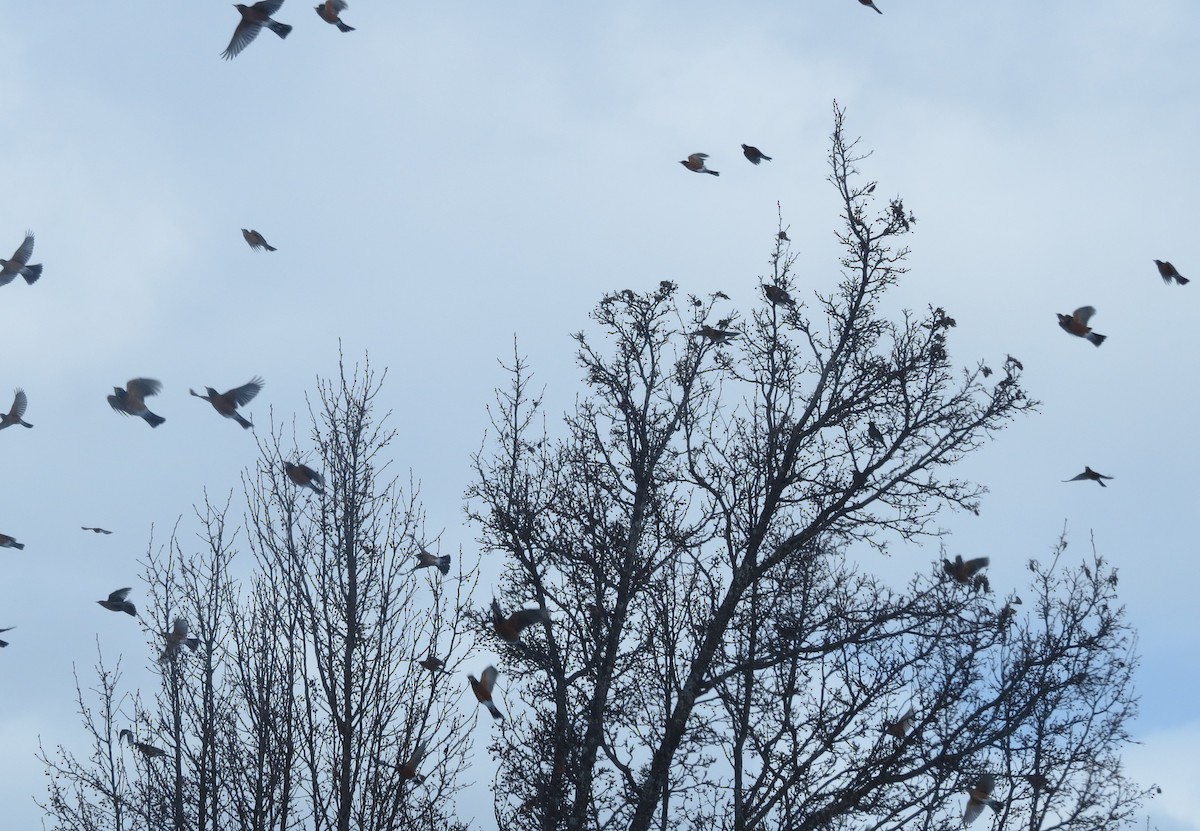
[1,2,1197,829]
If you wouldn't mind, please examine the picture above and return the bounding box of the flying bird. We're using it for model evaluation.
[412,549,450,576]
[97,588,137,616]
[1154,259,1189,285]
[680,153,719,176]
[0,533,24,550]
[315,0,354,31]
[108,378,165,427]
[763,285,795,307]
[468,665,504,721]
[883,707,915,739]
[222,1,293,60]
[742,144,772,165]
[285,462,325,494]
[396,740,427,783]
[0,389,32,429]
[962,774,1004,825]
[159,616,200,663]
[858,0,883,13]
[492,599,550,642]
[1056,306,1106,346]
[241,229,277,251]
[190,377,263,429]
[82,527,113,534]
[943,555,989,584]
[1063,466,1112,487]
[0,231,42,287]
[0,626,14,647]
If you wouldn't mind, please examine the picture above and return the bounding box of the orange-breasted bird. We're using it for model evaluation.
[241,229,277,251]
[0,389,32,429]
[0,533,24,550]
[1056,306,1106,346]
[109,378,165,427]
[285,462,325,494]
[764,285,795,307]
[190,377,263,429]
[468,665,504,721]
[1063,466,1112,487]
[680,153,719,176]
[492,599,550,642]
[159,616,200,663]
[315,0,354,31]
[883,707,915,739]
[97,588,137,616]
[412,549,450,575]
[1154,259,1188,285]
[82,527,113,534]
[859,0,883,13]
[396,740,426,782]
[0,626,14,647]
[222,2,293,60]
[963,774,1004,825]
[0,231,41,287]
[742,144,772,165]
[943,555,989,584]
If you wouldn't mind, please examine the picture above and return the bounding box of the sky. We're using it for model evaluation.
[0,1,1197,828]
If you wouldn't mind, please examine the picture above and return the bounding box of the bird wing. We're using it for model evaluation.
[227,377,264,406]
[171,616,189,638]
[223,19,263,59]
[480,664,498,691]
[10,389,27,418]
[329,0,349,11]
[127,378,162,398]
[513,607,548,630]
[109,588,132,603]
[10,233,34,264]
[1072,306,1096,324]
[107,394,131,415]
[254,0,286,13]
[962,799,985,826]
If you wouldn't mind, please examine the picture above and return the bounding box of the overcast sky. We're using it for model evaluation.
[1,1,1197,829]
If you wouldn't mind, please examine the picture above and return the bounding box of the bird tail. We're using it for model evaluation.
[484,701,504,721]
[336,21,355,32]
[263,242,277,251]
[21,264,42,285]
[706,169,719,176]
[11,542,25,550]
[125,604,138,617]
[437,555,451,575]
[0,639,7,647]
[145,412,166,428]
[1086,332,1107,347]
[234,412,254,430]
[1176,275,1190,285]
[19,419,32,428]
[271,21,293,39]
[185,638,200,652]
[761,154,773,162]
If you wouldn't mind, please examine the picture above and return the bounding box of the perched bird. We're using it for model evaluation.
[694,325,738,343]
[883,707,915,739]
[859,0,883,13]
[0,231,42,287]
[1154,259,1189,285]
[468,665,504,721]
[222,1,293,60]
[0,626,14,647]
[1063,466,1113,487]
[97,588,137,617]
[1023,773,1054,793]
[285,462,325,494]
[190,377,263,429]
[314,0,354,31]
[159,617,200,663]
[1056,306,1106,346]
[415,656,449,674]
[963,774,1004,825]
[742,144,772,165]
[120,730,169,759]
[492,599,550,642]
[777,230,790,242]
[0,389,33,429]
[943,555,989,584]
[867,421,885,446]
[0,533,24,550]
[680,153,719,176]
[763,284,795,307]
[411,549,450,576]
[108,378,166,427]
[241,229,277,251]
[82,527,114,534]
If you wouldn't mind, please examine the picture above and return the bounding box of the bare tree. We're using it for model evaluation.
[467,104,1148,831]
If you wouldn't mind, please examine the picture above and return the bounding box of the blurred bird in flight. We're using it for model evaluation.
[1057,306,1106,346]
[742,144,772,164]
[285,462,325,494]
[680,153,719,176]
[222,2,293,60]
[241,229,277,251]
[1154,259,1188,285]
[108,379,166,427]
[97,588,137,616]
[190,377,264,429]
[468,665,504,721]
[315,0,354,31]
[0,231,41,287]
[491,599,550,642]
[412,549,450,575]
[1063,466,1112,487]
[0,389,33,429]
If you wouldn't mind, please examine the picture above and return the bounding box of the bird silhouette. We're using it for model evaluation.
[694,325,738,343]
[468,665,504,721]
[241,229,277,251]
[0,231,42,287]
[120,730,169,758]
[962,774,1004,825]
[222,2,293,60]
[883,707,915,739]
[777,230,790,242]
[742,144,772,164]
[82,527,113,534]
[159,617,200,662]
[764,285,795,307]
[867,422,885,446]
[0,389,33,429]
[97,588,137,616]
[108,378,165,427]
[415,656,450,674]
[1063,466,1112,487]
[396,740,427,783]
[315,0,354,31]
[492,599,550,642]
[412,549,450,575]
[943,555,989,584]
[1154,259,1188,285]
[0,626,14,647]
[1056,306,1106,346]
[190,377,263,429]
[0,533,24,550]
[680,153,719,176]
[285,462,325,494]
[858,0,883,13]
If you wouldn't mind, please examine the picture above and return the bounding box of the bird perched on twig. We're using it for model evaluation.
[0,626,14,647]
[0,231,42,287]
[1063,467,1112,487]
[108,378,165,427]
[943,555,989,585]
[412,549,450,575]
[222,2,293,60]
[82,526,113,534]
[285,462,325,494]
[120,729,169,758]
[742,144,772,165]
[190,377,263,429]
[492,599,550,642]
[97,588,137,616]
[468,665,504,721]
[883,707,915,739]
[0,533,24,550]
[1056,306,1106,346]
[680,153,719,176]
[159,617,200,663]
[1154,259,1188,285]
[315,0,354,31]
[962,774,1004,825]
[777,230,790,242]
[694,325,738,343]
[0,389,32,429]
[867,421,885,446]
[241,229,277,251]
[764,285,795,307]
[858,0,883,13]
[415,656,450,674]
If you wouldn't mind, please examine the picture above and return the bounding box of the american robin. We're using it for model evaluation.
[883,707,915,739]
[314,0,354,31]
[190,377,263,429]
[241,229,277,251]
[108,378,166,427]
[285,462,325,494]
[0,533,24,550]
[962,774,1004,825]
[1063,466,1112,487]
[1005,354,1024,372]
[0,626,14,647]
[415,656,449,674]
[943,555,989,584]
[397,740,426,782]
[777,231,790,242]
[981,366,993,378]
[492,599,550,642]
[82,527,113,534]
[0,389,32,429]
[412,549,450,576]
[694,325,738,343]
[742,144,772,165]
[159,616,200,663]
[97,588,137,616]
[680,153,719,176]
[222,2,293,60]
[859,0,883,13]
[1154,259,1188,285]
[867,422,885,446]
[120,730,169,759]
[0,231,41,287]
[1023,773,1054,793]
[1056,306,1106,346]
[763,285,795,307]
[468,665,504,721]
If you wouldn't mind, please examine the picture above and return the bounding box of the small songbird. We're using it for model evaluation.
[963,774,1004,825]
[680,153,719,176]
[285,462,325,494]
[0,389,33,429]
[777,230,790,242]
[492,599,550,642]
[412,549,450,576]
[97,588,137,616]
[190,377,263,429]
[694,325,738,343]
[742,144,772,165]
[120,730,169,759]
[867,421,885,446]
[1063,466,1112,487]
[858,0,883,13]
[415,656,449,674]
[314,0,354,31]
[1056,306,1106,346]
[763,284,795,307]
[222,2,293,60]
[0,533,24,550]
[883,707,916,739]
[1154,259,1189,285]
[82,527,114,534]
[397,740,427,783]
[241,229,277,251]
[943,555,989,584]
[159,616,201,663]
[0,231,42,287]
[468,665,504,721]
[0,626,14,647]
[108,378,166,427]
